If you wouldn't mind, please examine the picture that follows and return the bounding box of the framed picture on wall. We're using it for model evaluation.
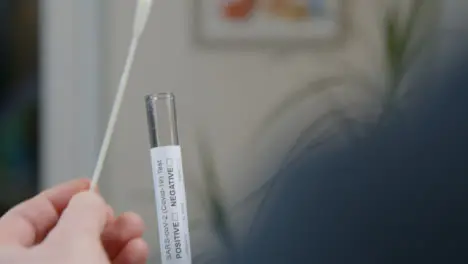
[193,0,347,49]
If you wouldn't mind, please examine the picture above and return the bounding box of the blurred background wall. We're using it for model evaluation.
[40,0,103,191]
[0,0,465,263]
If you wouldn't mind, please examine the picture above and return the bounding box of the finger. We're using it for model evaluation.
[45,191,109,247]
[102,212,145,260]
[112,238,149,264]
[0,178,90,246]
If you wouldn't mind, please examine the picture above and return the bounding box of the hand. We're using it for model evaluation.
[0,179,149,264]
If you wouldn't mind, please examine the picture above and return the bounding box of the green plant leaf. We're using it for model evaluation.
[401,0,441,75]
[252,76,347,141]
[381,0,441,118]
[404,0,425,43]
[384,8,398,64]
[196,132,234,250]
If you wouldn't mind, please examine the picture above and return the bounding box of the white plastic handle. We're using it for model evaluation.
[90,0,153,191]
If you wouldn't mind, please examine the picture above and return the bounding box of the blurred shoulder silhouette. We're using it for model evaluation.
[234,45,468,263]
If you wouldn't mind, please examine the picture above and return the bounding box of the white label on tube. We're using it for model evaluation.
[150,146,192,264]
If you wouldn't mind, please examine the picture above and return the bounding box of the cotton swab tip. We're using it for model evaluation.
[134,0,153,36]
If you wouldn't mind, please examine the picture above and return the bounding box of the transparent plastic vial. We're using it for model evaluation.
[145,93,192,264]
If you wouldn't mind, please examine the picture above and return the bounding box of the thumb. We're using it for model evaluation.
[45,191,108,245]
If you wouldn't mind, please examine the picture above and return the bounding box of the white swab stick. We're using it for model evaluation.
[90,0,153,191]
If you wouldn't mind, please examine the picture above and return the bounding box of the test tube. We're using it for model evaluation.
[146,93,180,147]
[145,93,192,264]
